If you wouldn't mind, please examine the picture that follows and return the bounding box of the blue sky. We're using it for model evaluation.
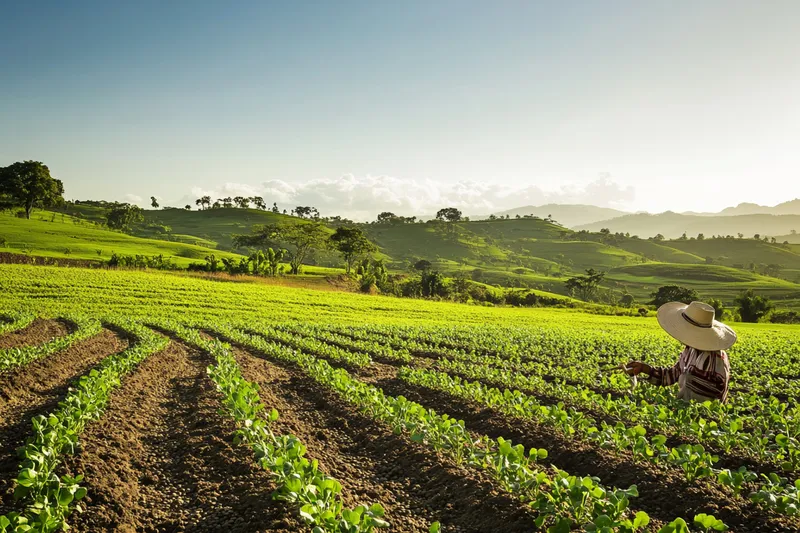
[1,1,798,218]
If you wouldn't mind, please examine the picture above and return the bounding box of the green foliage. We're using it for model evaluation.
[329,226,377,274]
[0,318,167,531]
[707,298,725,320]
[0,316,101,373]
[565,268,606,301]
[235,221,330,274]
[435,207,462,222]
[161,322,387,532]
[0,161,64,219]
[650,285,699,307]
[106,203,145,232]
[735,289,774,323]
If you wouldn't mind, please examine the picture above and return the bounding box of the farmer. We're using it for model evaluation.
[625,301,735,403]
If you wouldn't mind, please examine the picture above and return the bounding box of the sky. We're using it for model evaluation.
[1,0,799,220]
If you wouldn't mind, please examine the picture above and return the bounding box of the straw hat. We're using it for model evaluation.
[657,301,737,351]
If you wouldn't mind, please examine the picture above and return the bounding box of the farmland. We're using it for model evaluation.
[0,265,798,532]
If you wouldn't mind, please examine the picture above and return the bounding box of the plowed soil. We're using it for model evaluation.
[0,329,127,513]
[361,363,798,533]
[62,340,303,533]
[0,318,71,349]
[228,343,541,533]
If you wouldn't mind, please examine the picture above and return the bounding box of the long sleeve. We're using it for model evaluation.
[683,350,730,402]
[646,358,682,387]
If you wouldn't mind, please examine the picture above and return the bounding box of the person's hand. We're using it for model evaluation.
[625,361,650,376]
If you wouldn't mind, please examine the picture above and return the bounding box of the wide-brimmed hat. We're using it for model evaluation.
[657,301,737,351]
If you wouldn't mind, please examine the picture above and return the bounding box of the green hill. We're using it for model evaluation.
[575,211,800,239]
[18,204,800,310]
[0,211,244,266]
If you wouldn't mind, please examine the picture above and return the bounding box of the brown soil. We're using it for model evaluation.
[227,343,541,533]
[365,371,798,533]
[62,341,302,533]
[0,318,71,350]
[0,329,128,511]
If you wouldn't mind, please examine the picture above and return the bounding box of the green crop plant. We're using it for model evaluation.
[0,315,102,373]
[0,317,167,532]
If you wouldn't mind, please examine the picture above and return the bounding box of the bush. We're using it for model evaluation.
[769,310,800,324]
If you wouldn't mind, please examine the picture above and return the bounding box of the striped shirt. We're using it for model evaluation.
[646,346,731,403]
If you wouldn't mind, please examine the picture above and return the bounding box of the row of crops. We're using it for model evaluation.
[1,308,799,532]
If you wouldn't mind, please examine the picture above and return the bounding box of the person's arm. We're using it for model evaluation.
[626,359,681,387]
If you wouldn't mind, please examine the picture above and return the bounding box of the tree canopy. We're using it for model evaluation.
[564,268,605,301]
[650,285,699,307]
[328,226,377,274]
[735,289,773,323]
[0,161,64,219]
[106,203,144,232]
[234,221,329,274]
[436,207,463,222]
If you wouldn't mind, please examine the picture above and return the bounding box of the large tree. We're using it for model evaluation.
[735,289,773,323]
[564,268,605,302]
[0,161,64,219]
[329,226,377,274]
[436,207,463,222]
[234,221,329,274]
[106,203,144,232]
[650,285,699,307]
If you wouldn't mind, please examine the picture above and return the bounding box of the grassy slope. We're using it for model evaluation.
[576,212,800,240]
[27,205,800,308]
[666,239,800,270]
[606,263,800,307]
[0,211,244,266]
[3,266,798,339]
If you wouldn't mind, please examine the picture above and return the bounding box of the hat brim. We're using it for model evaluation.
[657,302,737,351]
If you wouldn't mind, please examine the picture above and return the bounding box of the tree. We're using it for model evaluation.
[707,298,725,320]
[233,196,250,209]
[106,203,144,232]
[653,234,665,241]
[295,206,319,219]
[650,285,699,307]
[184,204,191,210]
[234,222,329,275]
[150,196,159,209]
[0,161,64,219]
[328,226,377,274]
[735,289,773,323]
[221,197,233,208]
[376,211,398,224]
[697,233,705,240]
[272,202,279,214]
[250,196,266,210]
[436,207,462,222]
[195,195,211,210]
[564,268,605,301]
[413,259,433,272]
[619,293,635,307]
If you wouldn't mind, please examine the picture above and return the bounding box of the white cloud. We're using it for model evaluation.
[123,193,143,204]
[176,174,636,221]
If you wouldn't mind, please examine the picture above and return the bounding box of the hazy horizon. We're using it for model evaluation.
[2,1,799,219]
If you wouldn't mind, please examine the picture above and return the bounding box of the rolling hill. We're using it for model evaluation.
[486,204,629,227]
[576,212,800,239]
[13,203,800,310]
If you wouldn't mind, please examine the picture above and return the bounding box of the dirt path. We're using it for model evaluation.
[63,340,302,533]
[0,329,127,511]
[0,318,71,350]
[365,371,798,533]
[229,343,540,533]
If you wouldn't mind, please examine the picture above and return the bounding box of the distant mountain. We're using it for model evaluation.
[575,212,800,239]
[487,204,629,228]
[718,199,800,216]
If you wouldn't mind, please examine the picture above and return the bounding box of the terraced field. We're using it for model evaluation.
[1,266,800,532]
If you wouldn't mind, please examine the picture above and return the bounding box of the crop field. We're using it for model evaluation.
[1,265,800,532]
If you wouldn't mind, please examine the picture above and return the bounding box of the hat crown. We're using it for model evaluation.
[684,301,715,327]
